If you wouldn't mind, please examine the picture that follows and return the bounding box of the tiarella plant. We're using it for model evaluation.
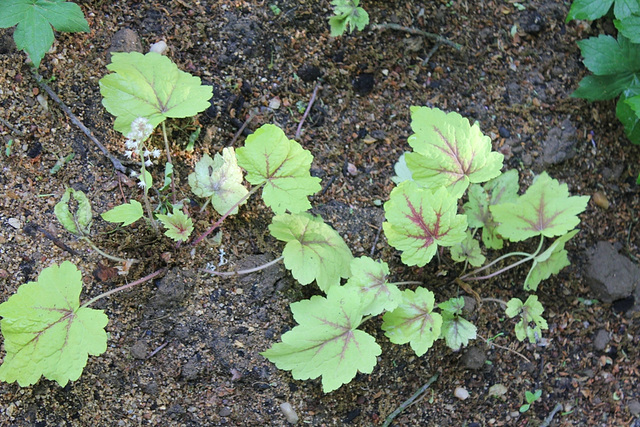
[0,0,89,68]
[262,107,589,392]
[0,107,589,392]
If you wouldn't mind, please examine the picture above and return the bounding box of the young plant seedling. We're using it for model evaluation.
[329,0,369,37]
[519,389,542,413]
[0,0,89,68]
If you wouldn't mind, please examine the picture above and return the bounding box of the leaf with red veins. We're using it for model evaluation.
[405,106,504,198]
[383,181,467,267]
[490,172,589,242]
[261,286,381,393]
[344,257,402,316]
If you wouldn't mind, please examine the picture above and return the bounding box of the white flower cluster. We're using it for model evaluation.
[124,117,161,167]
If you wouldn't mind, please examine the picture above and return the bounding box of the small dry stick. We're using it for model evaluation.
[371,23,462,51]
[478,335,531,364]
[147,341,171,360]
[33,72,127,174]
[539,402,563,427]
[295,83,320,139]
[370,216,385,257]
[229,110,256,147]
[0,117,24,136]
[382,373,439,427]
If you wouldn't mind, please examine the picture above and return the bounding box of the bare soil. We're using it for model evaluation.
[1,0,639,426]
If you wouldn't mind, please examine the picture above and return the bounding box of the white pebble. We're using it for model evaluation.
[454,386,470,400]
[149,40,168,55]
[280,402,299,424]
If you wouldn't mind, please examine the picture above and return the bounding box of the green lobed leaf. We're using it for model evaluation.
[566,0,614,21]
[619,88,640,144]
[269,213,352,292]
[101,200,144,227]
[381,287,443,357]
[506,295,548,343]
[236,124,321,214]
[405,106,504,198]
[524,230,579,291]
[614,0,640,19]
[463,169,519,249]
[329,0,369,36]
[344,257,401,316]
[156,208,194,242]
[0,261,108,386]
[160,162,174,192]
[188,148,249,215]
[99,52,213,135]
[261,286,381,393]
[490,172,589,242]
[54,188,92,236]
[0,0,89,68]
[439,297,476,351]
[615,15,640,43]
[577,35,640,76]
[383,181,467,267]
[573,73,640,101]
[450,231,486,267]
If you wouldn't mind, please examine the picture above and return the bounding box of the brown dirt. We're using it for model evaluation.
[1,0,639,426]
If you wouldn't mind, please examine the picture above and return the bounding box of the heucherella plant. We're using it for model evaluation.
[262,107,589,392]
[329,0,369,37]
[0,0,90,68]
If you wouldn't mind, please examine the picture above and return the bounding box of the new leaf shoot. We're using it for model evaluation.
[344,256,402,316]
[505,295,548,343]
[54,188,93,236]
[439,297,477,351]
[156,208,194,242]
[101,200,144,227]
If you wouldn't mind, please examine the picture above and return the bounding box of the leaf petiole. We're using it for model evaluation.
[80,268,166,309]
[81,237,137,264]
[203,255,284,276]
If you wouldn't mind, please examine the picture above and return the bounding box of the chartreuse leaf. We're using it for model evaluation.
[329,0,369,37]
[381,287,442,357]
[0,261,108,386]
[405,107,504,198]
[99,52,213,135]
[450,231,485,267]
[261,286,381,393]
[269,213,352,292]
[383,181,467,267]
[505,295,548,343]
[490,172,589,242]
[54,188,92,236]
[0,0,89,68]
[236,124,321,214]
[188,148,249,215]
[344,257,401,316]
[391,152,413,184]
[464,169,519,249]
[524,230,579,291]
[101,200,143,227]
[156,208,194,242]
[439,297,476,351]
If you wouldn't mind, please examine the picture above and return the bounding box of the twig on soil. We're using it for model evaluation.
[202,255,284,276]
[147,341,171,360]
[371,23,462,51]
[27,221,80,256]
[295,83,321,139]
[319,174,337,196]
[478,335,531,364]
[370,216,385,257]
[228,109,256,147]
[539,402,563,427]
[32,72,127,174]
[0,117,24,136]
[382,373,439,427]
[422,41,442,66]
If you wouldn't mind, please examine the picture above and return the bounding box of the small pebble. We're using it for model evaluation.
[593,329,610,351]
[454,386,470,400]
[592,191,610,209]
[280,402,299,424]
[628,399,640,416]
[149,40,168,54]
[219,407,232,417]
[488,384,508,397]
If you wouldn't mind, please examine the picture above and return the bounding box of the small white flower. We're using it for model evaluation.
[129,117,154,141]
[124,150,134,159]
[143,149,151,158]
[125,139,138,150]
[137,179,147,189]
[152,149,162,158]
[145,159,153,167]
[130,170,138,178]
